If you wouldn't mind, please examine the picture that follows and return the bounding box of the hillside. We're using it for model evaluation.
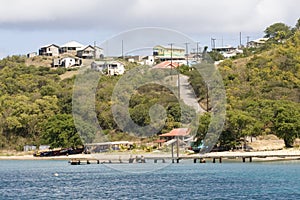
[191,30,300,149]
[1,23,300,151]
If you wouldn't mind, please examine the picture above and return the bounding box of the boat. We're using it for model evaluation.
[33,146,84,157]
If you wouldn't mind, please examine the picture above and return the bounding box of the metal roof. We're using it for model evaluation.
[61,41,84,48]
[154,45,185,50]
[160,128,190,137]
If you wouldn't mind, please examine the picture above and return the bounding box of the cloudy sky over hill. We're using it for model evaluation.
[0,0,299,58]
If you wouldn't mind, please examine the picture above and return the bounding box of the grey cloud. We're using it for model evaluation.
[0,0,299,34]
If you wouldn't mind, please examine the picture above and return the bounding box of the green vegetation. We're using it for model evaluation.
[0,20,299,151]
[190,20,300,149]
[0,58,193,150]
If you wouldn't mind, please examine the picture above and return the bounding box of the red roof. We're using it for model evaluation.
[152,61,182,69]
[160,128,190,137]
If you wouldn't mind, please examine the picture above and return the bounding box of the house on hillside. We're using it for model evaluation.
[125,55,143,63]
[142,55,155,66]
[59,41,84,55]
[27,52,37,58]
[60,57,82,68]
[153,45,185,61]
[77,45,104,59]
[91,60,125,75]
[247,38,269,48]
[212,46,243,58]
[39,44,60,56]
[52,57,82,68]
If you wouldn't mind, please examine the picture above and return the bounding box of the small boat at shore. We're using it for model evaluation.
[33,146,84,157]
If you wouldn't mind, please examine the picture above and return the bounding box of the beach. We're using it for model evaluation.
[1,149,300,162]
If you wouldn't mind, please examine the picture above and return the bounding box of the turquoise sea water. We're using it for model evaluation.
[0,160,299,199]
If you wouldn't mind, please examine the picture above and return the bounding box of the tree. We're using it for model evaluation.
[272,102,300,147]
[195,113,211,145]
[264,22,291,40]
[295,18,300,30]
[42,114,83,148]
[208,51,225,61]
[226,110,258,150]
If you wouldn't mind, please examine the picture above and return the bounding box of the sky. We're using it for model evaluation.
[0,0,299,58]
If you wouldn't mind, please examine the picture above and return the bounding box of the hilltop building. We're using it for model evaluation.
[77,45,104,59]
[247,38,269,48]
[212,46,243,58]
[39,44,60,57]
[52,57,82,68]
[91,60,125,75]
[59,41,84,55]
[153,45,185,61]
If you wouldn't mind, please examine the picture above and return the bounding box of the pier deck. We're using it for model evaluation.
[68,150,300,164]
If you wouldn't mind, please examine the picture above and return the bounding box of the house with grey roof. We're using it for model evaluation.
[39,44,60,56]
[91,60,125,75]
[76,45,104,59]
[59,41,84,55]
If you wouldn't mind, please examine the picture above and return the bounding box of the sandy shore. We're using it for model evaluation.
[1,149,300,162]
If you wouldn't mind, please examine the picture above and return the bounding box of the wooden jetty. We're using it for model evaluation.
[68,151,300,165]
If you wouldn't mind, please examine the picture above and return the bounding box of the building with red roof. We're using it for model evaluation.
[152,61,183,69]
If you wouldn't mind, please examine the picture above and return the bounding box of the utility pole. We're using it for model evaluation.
[221,36,223,47]
[206,85,209,111]
[184,42,189,66]
[169,43,174,66]
[121,40,124,59]
[169,43,174,80]
[94,41,96,60]
[196,42,200,62]
[246,36,250,47]
[211,38,216,49]
[239,32,242,47]
[176,136,179,163]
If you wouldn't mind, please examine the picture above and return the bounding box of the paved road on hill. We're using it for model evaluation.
[178,74,205,113]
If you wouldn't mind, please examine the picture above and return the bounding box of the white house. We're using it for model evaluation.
[142,55,155,66]
[212,46,243,58]
[60,57,82,68]
[248,38,269,48]
[76,45,104,59]
[39,44,60,56]
[52,57,82,68]
[91,61,125,75]
[27,52,37,58]
[60,41,84,55]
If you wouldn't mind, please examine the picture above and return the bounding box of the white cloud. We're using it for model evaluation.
[0,0,299,58]
[0,0,299,33]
